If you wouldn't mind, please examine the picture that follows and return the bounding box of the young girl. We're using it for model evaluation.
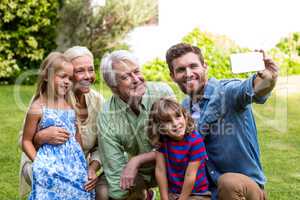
[148,98,210,200]
[22,52,95,199]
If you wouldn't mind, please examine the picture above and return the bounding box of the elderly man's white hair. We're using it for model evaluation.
[100,50,139,88]
[64,46,94,61]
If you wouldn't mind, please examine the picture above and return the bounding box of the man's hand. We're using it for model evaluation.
[257,50,279,80]
[254,50,279,97]
[120,157,140,190]
[34,126,69,147]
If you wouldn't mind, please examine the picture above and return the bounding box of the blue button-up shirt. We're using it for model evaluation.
[182,75,269,196]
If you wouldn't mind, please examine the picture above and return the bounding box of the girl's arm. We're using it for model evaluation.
[178,161,201,200]
[75,122,83,148]
[155,151,169,200]
[21,103,42,161]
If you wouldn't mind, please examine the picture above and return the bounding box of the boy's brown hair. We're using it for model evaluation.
[147,97,195,148]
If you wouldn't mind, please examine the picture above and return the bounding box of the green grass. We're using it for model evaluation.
[254,93,300,199]
[0,84,299,199]
[0,85,33,200]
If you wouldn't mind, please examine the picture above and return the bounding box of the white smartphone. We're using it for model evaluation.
[230,52,265,74]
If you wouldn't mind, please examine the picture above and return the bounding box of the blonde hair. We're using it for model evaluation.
[64,46,93,61]
[33,52,76,109]
[147,98,195,148]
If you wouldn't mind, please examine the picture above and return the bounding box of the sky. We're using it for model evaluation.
[127,0,300,64]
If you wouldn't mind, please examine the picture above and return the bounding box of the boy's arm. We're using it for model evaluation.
[178,161,201,200]
[155,151,169,200]
[21,104,41,161]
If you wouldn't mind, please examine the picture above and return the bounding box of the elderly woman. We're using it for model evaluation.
[19,46,108,200]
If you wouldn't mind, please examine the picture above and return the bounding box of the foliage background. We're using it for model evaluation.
[142,28,300,83]
[56,0,158,59]
[0,0,158,84]
[0,0,61,84]
[1,1,300,85]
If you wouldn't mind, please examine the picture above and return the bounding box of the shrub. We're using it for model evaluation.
[0,0,60,84]
[271,32,300,75]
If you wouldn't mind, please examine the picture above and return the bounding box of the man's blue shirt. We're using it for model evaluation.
[182,75,269,188]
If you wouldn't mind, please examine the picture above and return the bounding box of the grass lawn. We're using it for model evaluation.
[0,84,299,199]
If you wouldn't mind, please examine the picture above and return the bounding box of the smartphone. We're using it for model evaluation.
[230,52,265,74]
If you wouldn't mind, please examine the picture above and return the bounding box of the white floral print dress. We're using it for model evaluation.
[29,107,95,200]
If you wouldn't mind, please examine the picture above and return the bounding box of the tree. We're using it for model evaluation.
[0,0,60,83]
[276,32,300,56]
[56,0,158,59]
[269,32,300,75]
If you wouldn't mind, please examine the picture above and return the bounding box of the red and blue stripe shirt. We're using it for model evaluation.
[159,130,209,194]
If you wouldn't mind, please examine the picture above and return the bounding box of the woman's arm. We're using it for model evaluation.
[21,104,42,161]
[178,161,200,200]
[84,160,101,191]
[75,122,83,148]
[33,126,69,148]
[155,151,169,200]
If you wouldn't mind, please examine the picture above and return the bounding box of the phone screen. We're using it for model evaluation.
[230,52,265,74]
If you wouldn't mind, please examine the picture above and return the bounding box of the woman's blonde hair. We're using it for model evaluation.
[64,46,93,61]
[147,97,195,148]
[33,52,76,109]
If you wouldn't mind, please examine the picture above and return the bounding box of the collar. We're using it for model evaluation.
[114,84,148,111]
[189,78,219,112]
[202,78,218,100]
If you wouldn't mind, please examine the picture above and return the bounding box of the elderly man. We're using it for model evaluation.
[166,43,279,200]
[98,50,175,200]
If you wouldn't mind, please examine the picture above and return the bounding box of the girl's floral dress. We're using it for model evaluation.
[29,107,95,200]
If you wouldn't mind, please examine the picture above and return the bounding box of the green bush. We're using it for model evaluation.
[0,0,157,85]
[270,32,300,75]
[142,58,171,82]
[0,0,60,84]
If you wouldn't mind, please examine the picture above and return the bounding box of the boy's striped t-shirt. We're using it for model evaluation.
[159,130,209,194]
